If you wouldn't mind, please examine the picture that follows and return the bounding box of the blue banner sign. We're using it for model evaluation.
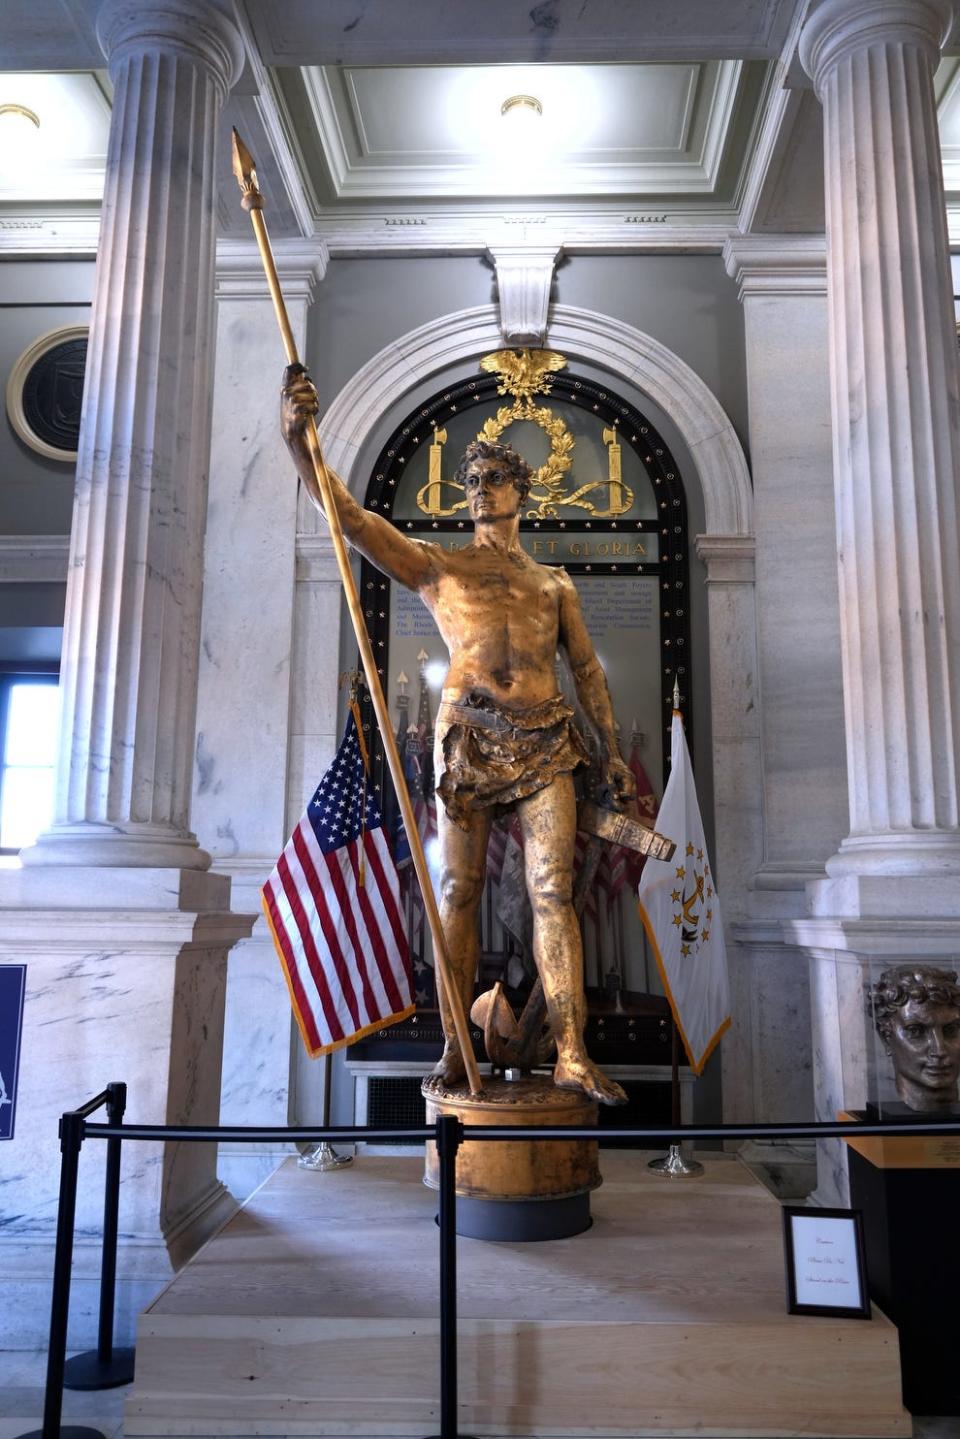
[0,965,26,1141]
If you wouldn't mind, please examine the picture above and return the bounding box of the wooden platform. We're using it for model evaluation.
[126,1152,909,1437]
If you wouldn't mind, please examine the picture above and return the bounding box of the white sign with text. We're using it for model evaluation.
[789,1213,863,1309]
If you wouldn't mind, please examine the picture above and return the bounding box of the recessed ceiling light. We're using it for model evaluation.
[0,103,40,129]
[500,94,543,119]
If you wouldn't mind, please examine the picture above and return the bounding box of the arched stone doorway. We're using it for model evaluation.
[291,303,761,1124]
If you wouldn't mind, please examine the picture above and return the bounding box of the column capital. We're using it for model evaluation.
[723,235,827,300]
[96,0,245,98]
[215,237,329,303]
[799,0,952,96]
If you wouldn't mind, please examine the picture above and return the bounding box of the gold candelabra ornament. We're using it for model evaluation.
[230,127,482,1097]
[416,348,635,520]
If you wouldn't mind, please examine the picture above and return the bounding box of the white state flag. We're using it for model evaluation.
[638,708,730,1075]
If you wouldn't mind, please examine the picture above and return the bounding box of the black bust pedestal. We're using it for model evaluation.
[845,1109,960,1415]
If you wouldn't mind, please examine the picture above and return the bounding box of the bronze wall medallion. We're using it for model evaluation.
[6,325,88,462]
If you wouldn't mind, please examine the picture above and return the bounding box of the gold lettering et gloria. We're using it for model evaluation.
[440,537,648,560]
[281,345,673,1108]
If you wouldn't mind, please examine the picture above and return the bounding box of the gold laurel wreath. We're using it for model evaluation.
[478,399,575,518]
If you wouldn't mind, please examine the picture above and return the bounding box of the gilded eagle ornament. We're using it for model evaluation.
[479,348,567,402]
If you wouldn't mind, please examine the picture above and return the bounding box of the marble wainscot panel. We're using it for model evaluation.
[0,903,252,1349]
[731,922,817,1198]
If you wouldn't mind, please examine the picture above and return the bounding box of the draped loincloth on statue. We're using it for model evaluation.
[435,691,589,829]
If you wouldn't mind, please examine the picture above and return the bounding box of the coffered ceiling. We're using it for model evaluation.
[274,59,766,207]
[3,0,960,255]
[0,71,109,204]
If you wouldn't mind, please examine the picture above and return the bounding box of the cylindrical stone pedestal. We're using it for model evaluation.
[423,1075,600,1241]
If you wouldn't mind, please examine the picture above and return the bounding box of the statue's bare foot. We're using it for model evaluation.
[554,1056,628,1106]
[430,1044,467,1088]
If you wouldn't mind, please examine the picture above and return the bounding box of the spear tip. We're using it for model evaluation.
[231,127,263,212]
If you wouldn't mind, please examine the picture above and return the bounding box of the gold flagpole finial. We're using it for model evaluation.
[231,128,264,212]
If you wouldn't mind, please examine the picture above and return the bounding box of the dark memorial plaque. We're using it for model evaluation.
[21,337,87,455]
[0,965,26,1141]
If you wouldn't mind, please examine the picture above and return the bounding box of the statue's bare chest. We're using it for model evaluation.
[433,551,560,622]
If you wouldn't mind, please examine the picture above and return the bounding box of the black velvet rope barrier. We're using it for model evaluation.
[20,1089,960,1439]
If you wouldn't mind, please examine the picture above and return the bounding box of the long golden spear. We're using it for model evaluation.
[231,128,482,1096]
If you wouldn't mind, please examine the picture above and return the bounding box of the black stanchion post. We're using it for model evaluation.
[426,1113,474,1439]
[16,1110,106,1439]
[64,1082,135,1390]
[438,1114,460,1439]
[426,1110,474,1439]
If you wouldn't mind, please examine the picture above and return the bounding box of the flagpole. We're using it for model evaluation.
[231,129,482,1097]
[648,676,703,1177]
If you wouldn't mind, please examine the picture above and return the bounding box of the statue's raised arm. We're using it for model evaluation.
[280,365,441,593]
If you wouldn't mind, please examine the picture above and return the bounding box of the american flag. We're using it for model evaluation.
[262,711,415,1057]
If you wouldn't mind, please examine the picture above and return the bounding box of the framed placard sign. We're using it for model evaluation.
[0,965,26,1141]
[782,1206,870,1319]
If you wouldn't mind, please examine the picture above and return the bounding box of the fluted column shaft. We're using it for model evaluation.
[801,0,960,877]
[25,0,244,869]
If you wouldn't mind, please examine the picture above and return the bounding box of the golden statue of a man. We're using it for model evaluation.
[282,366,634,1104]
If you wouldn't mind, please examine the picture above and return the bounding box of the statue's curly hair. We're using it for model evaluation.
[455,439,533,505]
[868,965,960,1039]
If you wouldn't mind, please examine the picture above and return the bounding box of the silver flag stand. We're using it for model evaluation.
[298,1055,353,1171]
[648,1021,704,1178]
[649,1142,703,1178]
[299,1141,352,1172]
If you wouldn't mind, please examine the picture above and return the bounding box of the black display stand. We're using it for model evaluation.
[848,1135,960,1414]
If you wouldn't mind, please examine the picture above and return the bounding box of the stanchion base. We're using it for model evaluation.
[648,1144,704,1178]
[297,1142,353,1171]
[16,1428,109,1438]
[63,1346,135,1390]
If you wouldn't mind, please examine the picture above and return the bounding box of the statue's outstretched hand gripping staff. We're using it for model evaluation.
[231,129,482,1096]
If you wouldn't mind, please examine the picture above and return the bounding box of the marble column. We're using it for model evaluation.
[792,0,960,1206]
[800,0,960,903]
[22,0,245,873]
[0,0,255,1347]
[194,238,326,1197]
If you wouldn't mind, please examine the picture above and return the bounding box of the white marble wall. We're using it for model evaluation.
[693,537,764,1125]
[193,250,323,1193]
[746,306,845,893]
[715,242,844,1179]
